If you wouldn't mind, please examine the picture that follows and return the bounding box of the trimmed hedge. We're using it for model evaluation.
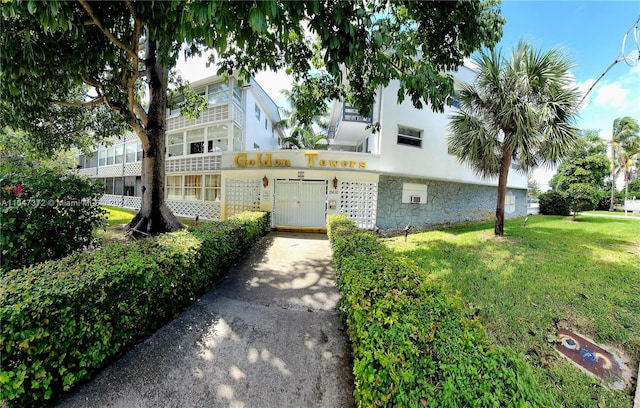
[327,215,557,407]
[0,211,270,407]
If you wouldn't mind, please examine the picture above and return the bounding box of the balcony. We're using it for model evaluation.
[342,105,372,123]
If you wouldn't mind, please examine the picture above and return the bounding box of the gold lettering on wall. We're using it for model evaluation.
[232,153,366,169]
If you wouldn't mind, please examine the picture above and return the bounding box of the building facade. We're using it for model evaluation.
[79,69,527,231]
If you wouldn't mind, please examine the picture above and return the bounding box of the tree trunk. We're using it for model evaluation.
[494,146,514,236]
[127,40,183,237]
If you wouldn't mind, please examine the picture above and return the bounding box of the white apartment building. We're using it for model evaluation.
[79,69,527,231]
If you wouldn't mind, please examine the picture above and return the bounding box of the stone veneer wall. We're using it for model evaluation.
[376,175,527,229]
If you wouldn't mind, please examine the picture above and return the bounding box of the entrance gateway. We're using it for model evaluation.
[273,179,327,230]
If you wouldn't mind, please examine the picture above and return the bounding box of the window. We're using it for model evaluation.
[233,125,243,151]
[356,138,370,153]
[78,154,85,168]
[233,81,242,106]
[449,94,461,109]
[166,175,182,199]
[207,124,229,152]
[126,142,137,163]
[114,177,124,195]
[106,147,115,165]
[166,174,221,201]
[136,142,143,161]
[187,128,205,154]
[184,175,202,200]
[255,103,261,120]
[105,177,115,194]
[397,126,422,147]
[98,149,106,167]
[167,133,184,157]
[88,152,97,168]
[207,82,229,105]
[114,144,124,165]
[402,183,428,204]
[205,175,221,201]
[264,118,268,130]
[505,193,516,214]
[169,95,185,116]
[124,176,139,196]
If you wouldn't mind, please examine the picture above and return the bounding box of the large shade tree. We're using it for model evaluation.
[549,131,610,219]
[448,41,582,236]
[1,0,504,235]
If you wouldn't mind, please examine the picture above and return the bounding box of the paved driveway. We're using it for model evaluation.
[56,232,354,408]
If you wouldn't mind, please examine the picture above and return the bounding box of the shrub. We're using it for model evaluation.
[538,190,570,216]
[0,164,105,272]
[0,211,270,407]
[327,215,557,407]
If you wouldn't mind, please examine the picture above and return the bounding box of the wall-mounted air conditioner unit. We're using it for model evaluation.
[410,195,421,204]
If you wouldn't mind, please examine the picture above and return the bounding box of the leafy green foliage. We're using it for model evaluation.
[627,177,640,199]
[0,164,106,273]
[447,41,581,235]
[538,191,570,216]
[549,132,610,216]
[327,215,555,407]
[0,211,270,407]
[277,74,336,150]
[1,1,504,233]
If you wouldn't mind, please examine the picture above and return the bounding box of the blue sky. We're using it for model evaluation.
[177,1,640,189]
[497,1,640,188]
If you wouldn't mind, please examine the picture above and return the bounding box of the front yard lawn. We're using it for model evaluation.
[385,215,639,407]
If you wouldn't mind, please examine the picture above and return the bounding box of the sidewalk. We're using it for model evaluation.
[56,232,355,408]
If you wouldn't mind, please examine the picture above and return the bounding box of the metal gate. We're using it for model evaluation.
[273,180,327,228]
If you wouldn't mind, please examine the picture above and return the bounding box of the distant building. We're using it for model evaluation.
[78,69,527,230]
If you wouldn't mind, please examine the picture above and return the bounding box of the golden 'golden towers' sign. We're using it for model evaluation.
[233,152,367,169]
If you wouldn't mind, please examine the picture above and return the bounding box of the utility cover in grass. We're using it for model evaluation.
[555,329,633,390]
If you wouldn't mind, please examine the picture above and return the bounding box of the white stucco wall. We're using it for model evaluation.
[375,78,527,189]
[244,89,279,151]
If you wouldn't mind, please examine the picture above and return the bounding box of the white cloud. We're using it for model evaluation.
[575,77,595,111]
[594,82,630,108]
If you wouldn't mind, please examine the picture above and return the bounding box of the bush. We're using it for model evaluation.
[327,215,556,407]
[538,190,570,216]
[0,211,270,407]
[0,165,105,272]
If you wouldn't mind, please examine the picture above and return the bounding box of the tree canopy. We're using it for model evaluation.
[448,41,582,235]
[1,0,505,234]
[549,131,610,217]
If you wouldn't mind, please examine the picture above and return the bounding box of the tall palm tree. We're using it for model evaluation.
[448,41,581,235]
[610,117,640,210]
[276,74,336,150]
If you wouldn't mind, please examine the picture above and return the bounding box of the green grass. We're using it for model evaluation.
[585,210,640,218]
[385,215,640,407]
[102,205,137,226]
[102,205,200,226]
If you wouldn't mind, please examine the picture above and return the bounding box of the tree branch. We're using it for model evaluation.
[53,97,105,109]
[78,0,138,61]
[133,101,148,128]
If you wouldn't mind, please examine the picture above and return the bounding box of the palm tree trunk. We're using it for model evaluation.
[494,146,514,236]
[609,146,616,211]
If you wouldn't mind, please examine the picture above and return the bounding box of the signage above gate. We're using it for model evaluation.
[223,150,378,172]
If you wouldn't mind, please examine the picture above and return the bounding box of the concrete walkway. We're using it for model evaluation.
[56,232,355,408]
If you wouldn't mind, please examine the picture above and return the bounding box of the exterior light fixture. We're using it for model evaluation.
[332,177,339,189]
[262,175,269,188]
